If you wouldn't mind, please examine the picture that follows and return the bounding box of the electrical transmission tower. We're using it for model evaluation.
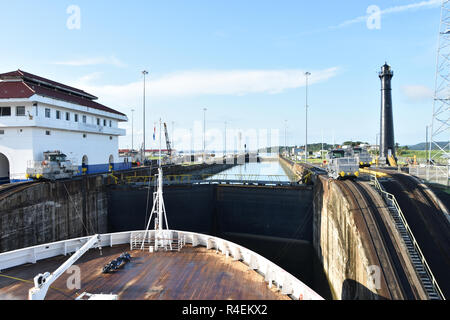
[429,0,450,165]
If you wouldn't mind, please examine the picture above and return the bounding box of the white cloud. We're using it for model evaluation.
[330,0,441,29]
[52,56,125,67]
[401,84,434,102]
[77,72,103,84]
[73,67,339,108]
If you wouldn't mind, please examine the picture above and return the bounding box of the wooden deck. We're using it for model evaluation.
[0,245,290,300]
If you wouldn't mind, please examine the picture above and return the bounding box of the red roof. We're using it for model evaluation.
[0,70,96,99]
[0,70,126,117]
[0,81,34,99]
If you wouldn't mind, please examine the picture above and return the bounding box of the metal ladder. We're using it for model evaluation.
[370,175,444,300]
[386,205,440,299]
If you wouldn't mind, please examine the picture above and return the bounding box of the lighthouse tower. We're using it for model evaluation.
[379,63,396,164]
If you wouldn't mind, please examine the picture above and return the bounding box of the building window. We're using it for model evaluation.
[103,119,107,126]
[74,114,79,122]
[0,130,4,135]
[0,107,11,117]
[45,108,51,118]
[66,112,70,121]
[16,106,25,116]
[82,115,87,123]
[45,130,51,136]
[109,120,112,127]
[83,133,87,138]
[110,136,113,140]
[56,110,61,119]
[97,118,100,125]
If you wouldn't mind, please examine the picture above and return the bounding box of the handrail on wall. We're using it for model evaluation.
[369,174,445,300]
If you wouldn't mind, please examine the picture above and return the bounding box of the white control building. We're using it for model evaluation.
[0,70,128,183]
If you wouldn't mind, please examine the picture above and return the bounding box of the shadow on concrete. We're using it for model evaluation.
[341,279,388,300]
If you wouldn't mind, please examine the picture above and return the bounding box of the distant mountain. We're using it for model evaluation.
[407,141,448,150]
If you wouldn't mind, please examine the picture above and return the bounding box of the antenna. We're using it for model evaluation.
[429,0,450,165]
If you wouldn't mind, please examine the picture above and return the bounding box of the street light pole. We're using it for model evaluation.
[142,70,149,164]
[284,120,287,157]
[321,128,324,161]
[224,121,227,157]
[131,109,135,151]
[203,108,207,163]
[305,71,311,163]
[171,121,175,152]
[190,128,194,160]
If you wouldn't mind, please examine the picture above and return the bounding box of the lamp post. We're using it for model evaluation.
[224,121,227,157]
[142,70,149,164]
[131,109,135,151]
[203,108,207,163]
[171,121,175,152]
[321,128,324,161]
[305,71,311,163]
[284,120,288,157]
[426,125,429,161]
[190,128,194,160]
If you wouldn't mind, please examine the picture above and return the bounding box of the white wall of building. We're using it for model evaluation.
[31,128,119,165]
[0,127,34,181]
[0,100,125,136]
[0,96,127,181]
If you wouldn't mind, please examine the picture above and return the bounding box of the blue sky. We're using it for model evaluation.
[0,0,441,150]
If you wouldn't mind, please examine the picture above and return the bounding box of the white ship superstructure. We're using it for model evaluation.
[0,70,129,183]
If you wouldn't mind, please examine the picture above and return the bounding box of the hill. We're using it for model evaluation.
[407,142,448,151]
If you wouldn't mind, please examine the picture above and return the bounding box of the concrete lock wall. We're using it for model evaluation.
[313,176,385,300]
[0,176,108,252]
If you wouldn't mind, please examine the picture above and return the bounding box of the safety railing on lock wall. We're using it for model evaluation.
[370,174,445,300]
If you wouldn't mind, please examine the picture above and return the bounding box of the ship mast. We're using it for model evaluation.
[141,118,170,251]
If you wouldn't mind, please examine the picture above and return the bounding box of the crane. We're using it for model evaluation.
[163,122,172,157]
[28,234,100,300]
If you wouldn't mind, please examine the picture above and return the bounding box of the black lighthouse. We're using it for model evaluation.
[379,63,396,163]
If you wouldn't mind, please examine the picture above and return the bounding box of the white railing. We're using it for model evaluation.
[335,157,359,165]
[0,230,323,301]
[26,158,79,169]
[370,175,445,300]
[397,156,448,166]
[205,174,290,183]
[0,232,131,272]
[406,164,449,187]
